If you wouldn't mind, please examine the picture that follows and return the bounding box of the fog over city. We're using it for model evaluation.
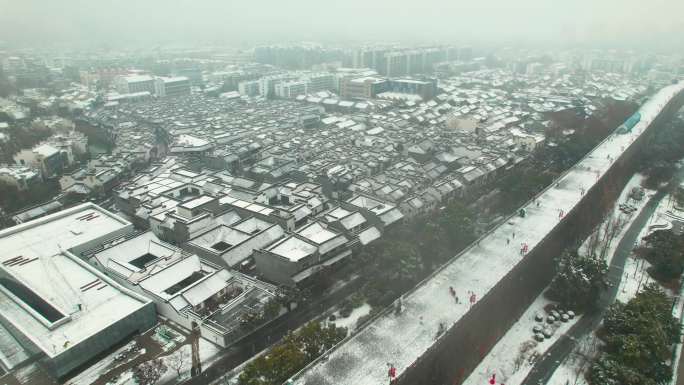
[1,0,684,48]
[1,2,684,385]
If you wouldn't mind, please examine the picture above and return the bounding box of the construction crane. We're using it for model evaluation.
[190,321,202,376]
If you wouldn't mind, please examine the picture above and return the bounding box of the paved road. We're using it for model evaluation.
[521,190,666,385]
[181,275,365,385]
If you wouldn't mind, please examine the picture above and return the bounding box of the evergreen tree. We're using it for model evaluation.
[546,250,608,311]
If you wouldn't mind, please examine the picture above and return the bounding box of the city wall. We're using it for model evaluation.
[396,91,684,385]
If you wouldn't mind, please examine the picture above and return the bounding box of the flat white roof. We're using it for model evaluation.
[158,76,189,83]
[0,203,132,259]
[0,204,148,359]
[34,143,59,157]
[123,74,154,83]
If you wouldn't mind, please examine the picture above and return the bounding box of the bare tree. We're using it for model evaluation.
[599,214,629,260]
[169,348,188,378]
[586,229,602,258]
[598,217,615,260]
[571,335,599,385]
[133,359,167,385]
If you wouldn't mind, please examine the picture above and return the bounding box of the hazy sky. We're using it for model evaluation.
[1,0,683,49]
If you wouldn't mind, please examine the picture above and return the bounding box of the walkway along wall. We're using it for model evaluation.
[395,91,684,385]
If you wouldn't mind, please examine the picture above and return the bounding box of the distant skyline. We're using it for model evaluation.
[1,0,683,50]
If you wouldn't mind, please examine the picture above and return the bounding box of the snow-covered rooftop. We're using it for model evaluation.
[292,82,684,385]
[268,236,317,262]
[0,203,132,259]
[0,203,149,359]
[297,222,339,245]
[34,143,60,158]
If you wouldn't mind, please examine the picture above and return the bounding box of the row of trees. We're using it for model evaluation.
[0,123,53,163]
[590,284,680,385]
[639,116,684,189]
[238,321,347,385]
[354,201,478,308]
[0,179,60,214]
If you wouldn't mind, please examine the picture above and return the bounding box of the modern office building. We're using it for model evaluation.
[154,76,191,97]
[306,73,334,93]
[387,78,438,100]
[115,74,155,94]
[275,80,308,99]
[339,76,389,99]
[0,204,156,378]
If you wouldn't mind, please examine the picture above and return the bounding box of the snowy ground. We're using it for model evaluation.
[63,320,220,385]
[638,192,682,241]
[66,341,145,385]
[548,188,681,385]
[104,370,134,385]
[616,254,652,303]
[466,173,652,385]
[330,303,372,332]
[578,174,651,265]
[217,304,374,385]
[463,294,579,385]
[545,334,599,385]
[104,344,206,385]
[199,338,222,369]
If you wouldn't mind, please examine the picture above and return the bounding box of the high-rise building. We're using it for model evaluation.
[354,47,456,76]
[384,52,409,77]
[275,80,308,98]
[238,80,261,97]
[306,73,334,93]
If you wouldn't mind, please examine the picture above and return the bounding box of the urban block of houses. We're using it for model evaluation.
[83,231,279,348]
[253,221,351,286]
[0,165,41,191]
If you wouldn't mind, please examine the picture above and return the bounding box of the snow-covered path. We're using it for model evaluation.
[464,173,653,385]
